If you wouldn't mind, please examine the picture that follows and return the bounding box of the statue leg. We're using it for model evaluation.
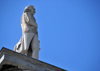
[23,33,34,55]
[31,34,39,59]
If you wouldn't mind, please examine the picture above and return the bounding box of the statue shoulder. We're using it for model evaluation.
[21,13,30,23]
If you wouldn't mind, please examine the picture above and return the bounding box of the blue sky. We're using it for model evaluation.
[0,0,100,71]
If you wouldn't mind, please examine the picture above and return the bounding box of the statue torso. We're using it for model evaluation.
[21,13,37,35]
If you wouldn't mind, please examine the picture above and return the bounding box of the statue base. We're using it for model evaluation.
[0,47,67,71]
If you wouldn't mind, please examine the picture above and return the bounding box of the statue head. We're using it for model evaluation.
[24,5,36,15]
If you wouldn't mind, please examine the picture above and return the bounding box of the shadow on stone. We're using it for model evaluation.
[0,64,23,71]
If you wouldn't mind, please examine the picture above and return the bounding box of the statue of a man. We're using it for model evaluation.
[14,5,40,59]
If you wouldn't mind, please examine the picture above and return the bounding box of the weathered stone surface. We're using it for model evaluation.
[0,47,67,71]
[14,5,40,59]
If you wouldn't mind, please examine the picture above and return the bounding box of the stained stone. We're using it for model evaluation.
[14,5,40,59]
[0,47,67,71]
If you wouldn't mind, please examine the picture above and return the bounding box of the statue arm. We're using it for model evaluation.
[24,12,38,28]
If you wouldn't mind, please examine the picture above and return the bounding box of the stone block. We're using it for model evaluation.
[0,47,67,71]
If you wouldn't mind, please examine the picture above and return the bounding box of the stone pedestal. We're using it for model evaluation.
[0,47,67,71]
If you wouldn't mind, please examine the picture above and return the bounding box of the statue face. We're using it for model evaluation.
[24,5,36,15]
[31,7,36,15]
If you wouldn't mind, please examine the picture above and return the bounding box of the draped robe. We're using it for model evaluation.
[14,12,39,57]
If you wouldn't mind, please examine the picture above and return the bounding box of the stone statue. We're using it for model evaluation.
[14,5,40,59]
